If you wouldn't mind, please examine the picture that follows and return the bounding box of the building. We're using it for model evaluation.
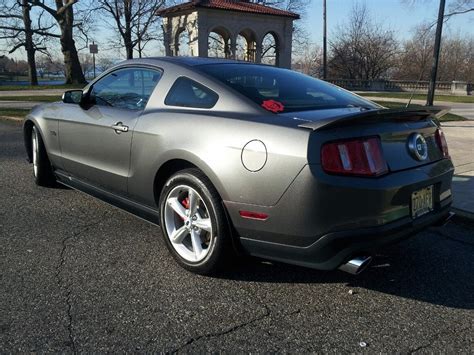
[158,0,300,68]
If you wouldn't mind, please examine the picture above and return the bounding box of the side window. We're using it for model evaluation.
[165,77,218,109]
[90,67,162,110]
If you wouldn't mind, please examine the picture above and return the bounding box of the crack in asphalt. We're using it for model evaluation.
[55,228,79,354]
[170,306,303,353]
[170,304,271,353]
[407,324,472,353]
[54,214,111,354]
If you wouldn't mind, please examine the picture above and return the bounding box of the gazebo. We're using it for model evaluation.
[158,0,300,68]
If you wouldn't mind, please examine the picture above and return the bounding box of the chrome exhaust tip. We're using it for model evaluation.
[338,256,373,275]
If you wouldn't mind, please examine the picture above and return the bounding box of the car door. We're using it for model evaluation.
[59,66,162,194]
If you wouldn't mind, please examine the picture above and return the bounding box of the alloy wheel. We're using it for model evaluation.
[164,184,214,263]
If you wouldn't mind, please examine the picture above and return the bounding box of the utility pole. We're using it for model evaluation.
[323,0,327,80]
[426,0,446,106]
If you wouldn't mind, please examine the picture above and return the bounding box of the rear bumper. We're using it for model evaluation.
[225,158,454,270]
[238,204,452,270]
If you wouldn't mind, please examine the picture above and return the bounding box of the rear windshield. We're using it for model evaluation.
[198,64,379,113]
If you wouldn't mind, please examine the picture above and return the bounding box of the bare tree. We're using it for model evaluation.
[393,24,434,80]
[329,3,399,80]
[437,35,473,81]
[0,0,57,85]
[402,0,474,25]
[98,0,166,59]
[293,43,323,76]
[28,0,87,84]
[0,55,29,79]
[446,0,474,16]
[36,54,65,78]
[393,28,473,82]
[96,55,117,71]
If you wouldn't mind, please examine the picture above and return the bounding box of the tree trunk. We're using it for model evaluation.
[56,0,86,84]
[125,35,133,59]
[22,0,38,86]
[124,0,133,59]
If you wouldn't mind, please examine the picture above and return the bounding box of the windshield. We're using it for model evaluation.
[198,63,380,113]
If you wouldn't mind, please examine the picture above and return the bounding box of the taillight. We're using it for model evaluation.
[435,128,450,159]
[321,137,388,176]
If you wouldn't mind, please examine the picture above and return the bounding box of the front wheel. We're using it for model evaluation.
[31,126,56,187]
[159,169,232,275]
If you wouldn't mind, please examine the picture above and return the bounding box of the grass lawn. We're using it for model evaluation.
[360,92,474,104]
[374,101,467,121]
[0,84,84,91]
[0,95,61,102]
[0,108,30,119]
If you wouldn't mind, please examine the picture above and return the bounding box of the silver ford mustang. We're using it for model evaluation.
[24,57,454,275]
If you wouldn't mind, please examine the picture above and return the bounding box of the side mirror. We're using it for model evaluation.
[62,90,83,104]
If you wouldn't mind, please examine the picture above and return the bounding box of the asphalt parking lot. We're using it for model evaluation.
[0,119,473,353]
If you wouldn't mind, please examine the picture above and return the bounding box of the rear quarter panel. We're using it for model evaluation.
[127,110,310,207]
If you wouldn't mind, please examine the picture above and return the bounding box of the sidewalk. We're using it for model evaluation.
[0,89,65,97]
[442,121,474,219]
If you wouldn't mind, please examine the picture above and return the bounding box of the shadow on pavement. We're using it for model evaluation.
[217,221,474,310]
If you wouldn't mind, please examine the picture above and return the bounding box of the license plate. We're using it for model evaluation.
[411,186,433,218]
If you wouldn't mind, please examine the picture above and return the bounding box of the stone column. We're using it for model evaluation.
[162,19,172,56]
[255,41,262,64]
[230,35,237,59]
[278,21,293,68]
[197,30,208,58]
[224,37,231,59]
[451,81,468,95]
[188,27,199,57]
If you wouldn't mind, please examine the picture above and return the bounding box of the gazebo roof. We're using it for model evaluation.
[157,0,300,19]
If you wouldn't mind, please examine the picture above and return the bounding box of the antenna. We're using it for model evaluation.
[406,55,430,108]
[406,84,417,108]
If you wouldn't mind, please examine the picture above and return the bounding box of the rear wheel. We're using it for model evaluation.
[31,126,55,187]
[159,169,232,275]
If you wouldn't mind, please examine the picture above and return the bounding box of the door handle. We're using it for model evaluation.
[111,122,129,134]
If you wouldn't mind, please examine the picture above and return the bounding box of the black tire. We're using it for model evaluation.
[31,126,56,187]
[159,168,233,275]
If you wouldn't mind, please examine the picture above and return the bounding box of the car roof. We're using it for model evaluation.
[122,56,259,68]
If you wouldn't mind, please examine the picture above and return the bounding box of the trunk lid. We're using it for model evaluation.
[298,107,449,172]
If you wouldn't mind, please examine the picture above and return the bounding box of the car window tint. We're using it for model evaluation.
[198,64,379,113]
[90,68,161,111]
[165,77,218,109]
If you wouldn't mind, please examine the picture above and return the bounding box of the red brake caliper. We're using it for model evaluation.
[179,197,190,220]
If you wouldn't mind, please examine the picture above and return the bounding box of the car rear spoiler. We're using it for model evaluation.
[297,106,451,131]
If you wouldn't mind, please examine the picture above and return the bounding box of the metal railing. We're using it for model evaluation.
[325,79,472,95]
